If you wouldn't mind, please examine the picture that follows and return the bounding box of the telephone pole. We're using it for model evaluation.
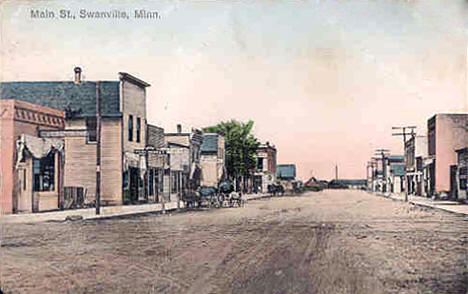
[96,81,101,215]
[392,126,416,202]
[335,164,338,180]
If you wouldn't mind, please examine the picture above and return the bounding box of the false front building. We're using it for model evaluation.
[1,68,151,207]
[200,133,226,188]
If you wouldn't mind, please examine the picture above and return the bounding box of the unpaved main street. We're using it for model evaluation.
[1,190,467,294]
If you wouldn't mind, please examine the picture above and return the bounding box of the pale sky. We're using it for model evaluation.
[1,0,467,180]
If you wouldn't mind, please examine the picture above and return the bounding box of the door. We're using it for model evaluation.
[16,167,32,212]
[129,167,139,204]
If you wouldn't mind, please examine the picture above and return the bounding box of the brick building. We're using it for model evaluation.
[426,114,467,197]
[0,99,65,214]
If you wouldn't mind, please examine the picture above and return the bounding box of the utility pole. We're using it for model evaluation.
[335,164,338,180]
[96,81,101,215]
[392,126,416,202]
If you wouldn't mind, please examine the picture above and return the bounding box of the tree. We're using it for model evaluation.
[203,120,260,192]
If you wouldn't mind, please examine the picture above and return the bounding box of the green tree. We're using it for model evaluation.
[203,120,260,191]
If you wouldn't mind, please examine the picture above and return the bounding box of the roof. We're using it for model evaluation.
[276,164,296,179]
[1,81,121,118]
[201,134,219,153]
[119,72,151,88]
[390,163,405,176]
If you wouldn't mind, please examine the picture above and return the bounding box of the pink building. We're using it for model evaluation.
[427,113,468,197]
[1,99,65,214]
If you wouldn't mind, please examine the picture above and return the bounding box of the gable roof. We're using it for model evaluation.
[277,164,296,179]
[1,81,121,118]
[201,134,219,153]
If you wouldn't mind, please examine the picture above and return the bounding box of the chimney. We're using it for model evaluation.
[177,124,182,133]
[74,67,82,84]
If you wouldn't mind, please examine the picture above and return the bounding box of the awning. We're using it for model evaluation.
[16,134,64,167]
[124,152,141,169]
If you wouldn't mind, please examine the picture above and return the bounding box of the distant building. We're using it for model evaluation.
[146,124,166,203]
[455,147,467,201]
[0,99,65,214]
[385,155,404,193]
[328,179,366,189]
[426,114,467,197]
[164,125,203,200]
[253,142,277,193]
[200,133,226,188]
[389,163,405,193]
[276,164,296,180]
[405,136,428,196]
[276,164,297,192]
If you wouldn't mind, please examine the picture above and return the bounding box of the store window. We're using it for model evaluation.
[33,153,55,192]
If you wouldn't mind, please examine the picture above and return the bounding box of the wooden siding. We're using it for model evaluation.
[122,80,147,152]
[64,118,122,205]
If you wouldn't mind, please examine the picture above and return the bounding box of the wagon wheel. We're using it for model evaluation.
[212,196,221,208]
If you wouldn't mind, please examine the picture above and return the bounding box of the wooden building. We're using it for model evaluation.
[1,68,151,207]
[200,133,226,188]
[164,125,203,200]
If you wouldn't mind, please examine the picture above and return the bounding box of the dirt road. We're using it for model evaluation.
[1,190,467,294]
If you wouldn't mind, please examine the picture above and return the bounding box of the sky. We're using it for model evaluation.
[1,0,467,180]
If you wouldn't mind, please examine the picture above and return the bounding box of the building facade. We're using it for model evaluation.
[253,143,277,193]
[0,99,65,214]
[455,147,467,201]
[146,124,166,203]
[276,164,296,192]
[164,125,203,200]
[200,133,226,188]
[1,68,151,207]
[426,114,467,197]
[405,136,428,196]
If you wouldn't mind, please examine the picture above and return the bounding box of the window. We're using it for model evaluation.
[23,169,27,190]
[86,117,97,142]
[171,172,177,193]
[128,115,133,142]
[257,158,264,171]
[33,153,55,192]
[136,117,141,143]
